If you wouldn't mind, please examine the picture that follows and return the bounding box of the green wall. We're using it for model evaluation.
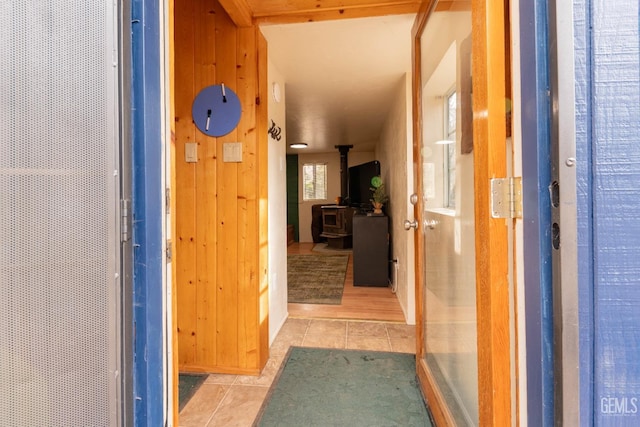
[286,155,299,241]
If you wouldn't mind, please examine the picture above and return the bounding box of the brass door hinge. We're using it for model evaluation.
[490,177,522,219]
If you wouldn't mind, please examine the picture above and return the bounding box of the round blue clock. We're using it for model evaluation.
[192,84,242,137]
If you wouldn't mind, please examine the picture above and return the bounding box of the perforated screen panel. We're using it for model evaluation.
[1,2,121,426]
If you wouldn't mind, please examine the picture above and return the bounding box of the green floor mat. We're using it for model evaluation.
[254,347,433,426]
[179,373,207,411]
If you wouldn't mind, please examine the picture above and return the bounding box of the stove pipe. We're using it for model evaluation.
[335,145,353,204]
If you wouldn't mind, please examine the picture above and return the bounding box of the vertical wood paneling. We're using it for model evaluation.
[257,29,270,370]
[175,0,198,366]
[214,0,240,369]
[175,0,268,375]
[236,26,258,368]
[194,0,218,367]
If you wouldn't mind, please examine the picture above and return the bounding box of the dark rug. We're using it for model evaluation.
[253,347,433,427]
[287,254,349,304]
[178,373,207,411]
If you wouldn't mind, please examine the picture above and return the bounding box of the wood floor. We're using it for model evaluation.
[287,242,406,322]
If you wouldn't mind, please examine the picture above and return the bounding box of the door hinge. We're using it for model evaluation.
[490,177,522,219]
[121,199,130,242]
[165,187,171,214]
[166,240,172,263]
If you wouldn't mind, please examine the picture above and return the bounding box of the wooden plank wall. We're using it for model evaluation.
[174,0,268,375]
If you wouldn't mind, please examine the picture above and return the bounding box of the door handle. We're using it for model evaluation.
[404,219,418,230]
[425,219,437,229]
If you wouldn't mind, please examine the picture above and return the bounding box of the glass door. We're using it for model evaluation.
[411,1,514,425]
[421,7,477,424]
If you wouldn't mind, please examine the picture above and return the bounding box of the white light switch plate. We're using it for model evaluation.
[223,142,242,162]
[185,142,198,163]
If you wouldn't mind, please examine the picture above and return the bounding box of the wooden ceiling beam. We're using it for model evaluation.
[218,0,254,27]
[435,0,471,12]
[215,0,465,27]
[254,2,422,25]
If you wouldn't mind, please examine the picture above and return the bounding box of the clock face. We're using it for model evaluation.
[192,84,242,137]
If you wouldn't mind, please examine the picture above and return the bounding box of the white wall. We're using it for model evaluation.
[297,151,374,243]
[267,59,288,344]
[376,73,415,325]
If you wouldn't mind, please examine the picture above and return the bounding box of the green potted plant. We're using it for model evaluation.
[370,176,388,215]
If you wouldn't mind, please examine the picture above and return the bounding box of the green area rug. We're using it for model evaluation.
[254,347,433,426]
[178,373,207,411]
[287,254,349,304]
[312,243,352,254]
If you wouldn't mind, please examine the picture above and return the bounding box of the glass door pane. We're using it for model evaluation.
[419,6,477,425]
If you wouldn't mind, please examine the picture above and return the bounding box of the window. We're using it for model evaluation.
[302,163,327,201]
[444,90,457,208]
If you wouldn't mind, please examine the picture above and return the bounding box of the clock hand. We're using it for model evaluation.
[221,83,227,103]
[205,109,211,131]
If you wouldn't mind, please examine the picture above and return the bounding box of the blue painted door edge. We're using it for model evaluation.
[130,0,166,425]
[519,0,554,425]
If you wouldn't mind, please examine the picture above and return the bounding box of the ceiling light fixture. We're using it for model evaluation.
[289,143,308,149]
[435,139,454,145]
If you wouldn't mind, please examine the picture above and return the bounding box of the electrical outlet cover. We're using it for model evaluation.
[223,142,242,162]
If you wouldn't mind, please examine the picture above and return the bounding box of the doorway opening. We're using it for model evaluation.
[170,2,421,424]
[260,14,416,324]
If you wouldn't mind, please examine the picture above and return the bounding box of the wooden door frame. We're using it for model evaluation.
[411,1,512,425]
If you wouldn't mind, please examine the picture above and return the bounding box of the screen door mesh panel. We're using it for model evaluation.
[0,1,120,426]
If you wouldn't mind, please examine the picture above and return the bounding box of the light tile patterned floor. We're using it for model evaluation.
[178,318,416,426]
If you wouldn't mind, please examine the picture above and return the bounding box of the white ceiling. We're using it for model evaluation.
[260,14,415,154]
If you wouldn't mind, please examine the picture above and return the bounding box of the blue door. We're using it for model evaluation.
[574,0,640,425]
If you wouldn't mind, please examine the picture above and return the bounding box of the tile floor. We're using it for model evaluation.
[178,317,416,426]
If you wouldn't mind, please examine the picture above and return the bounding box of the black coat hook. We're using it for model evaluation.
[268,119,282,141]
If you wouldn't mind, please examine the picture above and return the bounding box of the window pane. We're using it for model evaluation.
[447,143,456,208]
[448,92,457,135]
[302,163,327,201]
[445,91,456,208]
